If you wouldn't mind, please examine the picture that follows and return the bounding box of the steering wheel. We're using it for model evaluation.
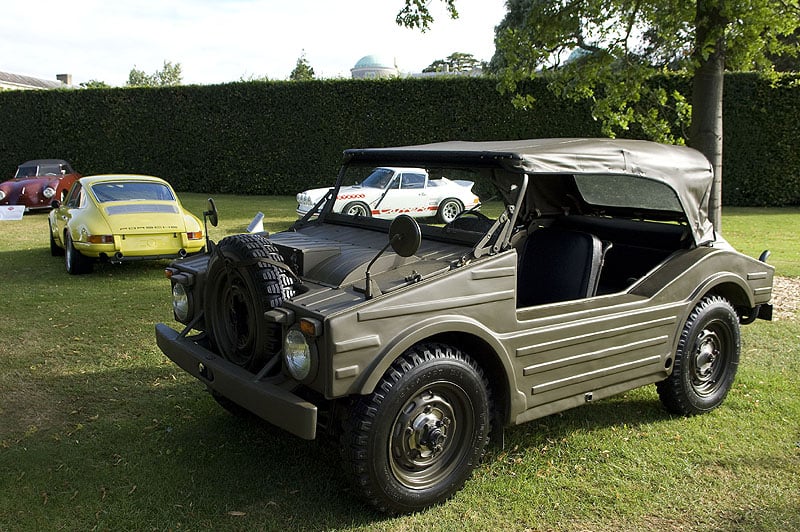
[448,210,494,232]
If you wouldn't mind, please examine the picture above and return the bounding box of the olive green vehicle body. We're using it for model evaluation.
[156,138,774,442]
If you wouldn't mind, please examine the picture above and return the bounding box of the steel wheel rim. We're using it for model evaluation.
[346,204,368,216]
[441,201,461,223]
[216,272,256,365]
[388,381,474,489]
[690,321,730,397]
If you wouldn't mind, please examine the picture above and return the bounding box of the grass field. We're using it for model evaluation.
[1,195,798,531]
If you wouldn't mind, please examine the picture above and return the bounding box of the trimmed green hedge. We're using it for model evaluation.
[722,73,800,206]
[0,74,797,205]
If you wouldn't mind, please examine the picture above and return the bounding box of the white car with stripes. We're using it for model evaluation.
[296,167,480,223]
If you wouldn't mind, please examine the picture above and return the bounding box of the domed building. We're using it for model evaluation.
[351,55,399,79]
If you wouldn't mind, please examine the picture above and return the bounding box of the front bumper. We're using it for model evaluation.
[155,323,318,439]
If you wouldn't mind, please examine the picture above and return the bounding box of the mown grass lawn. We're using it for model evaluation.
[1,196,798,531]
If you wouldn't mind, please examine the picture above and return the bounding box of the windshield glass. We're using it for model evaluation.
[359,168,396,188]
[90,182,175,203]
[14,165,38,178]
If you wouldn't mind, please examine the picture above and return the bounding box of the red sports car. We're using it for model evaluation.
[0,159,81,211]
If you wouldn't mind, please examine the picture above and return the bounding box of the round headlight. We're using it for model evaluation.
[172,282,190,322]
[284,328,311,380]
[43,187,56,199]
[0,190,6,201]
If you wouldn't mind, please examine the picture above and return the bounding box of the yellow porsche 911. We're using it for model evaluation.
[48,174,205,274]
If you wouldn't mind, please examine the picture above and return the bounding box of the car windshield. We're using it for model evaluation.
[358,168,396,189]
[14,165,39,178]
[14,163,67,177]
[90,182,175,203]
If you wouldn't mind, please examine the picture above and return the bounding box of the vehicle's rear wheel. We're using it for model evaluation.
[204,233,295,372]
[64,232,92,274]
[341,343,491,514]
[49,220,64,256]
[436,198,463,224]
[657,295,741,415]
[342,201,371,217]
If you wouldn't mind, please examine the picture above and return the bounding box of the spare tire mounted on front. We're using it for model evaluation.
[204,233,296,372]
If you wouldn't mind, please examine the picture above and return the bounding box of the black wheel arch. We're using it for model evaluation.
[704,280,761,325]
[355,329,512,439]
[427,332,511,433]
[708,281,753,309]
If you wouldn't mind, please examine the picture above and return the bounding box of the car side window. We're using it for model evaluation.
[66,183,84,208]
[400,173,426,189]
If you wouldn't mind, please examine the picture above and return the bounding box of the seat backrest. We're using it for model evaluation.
[517,227,605,307]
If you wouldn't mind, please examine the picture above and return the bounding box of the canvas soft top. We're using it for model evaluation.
[343,138,715,244]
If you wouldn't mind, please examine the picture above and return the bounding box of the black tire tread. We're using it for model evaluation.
[65,232,92,274]
[204,233,295,371]
[656,295,740,415]
[340,343,491,514]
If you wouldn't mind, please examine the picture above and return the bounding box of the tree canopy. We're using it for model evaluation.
[289,52,315,81]
[398,0,800,228]
[126,61,183,87]
[79,80,110,89]
[423,52,484,73]
[396,0,458,31]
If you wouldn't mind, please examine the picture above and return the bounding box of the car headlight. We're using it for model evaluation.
[284,327,312,380]
[43,187,56,198]
[172,282,190,322]
[0,190,6,201]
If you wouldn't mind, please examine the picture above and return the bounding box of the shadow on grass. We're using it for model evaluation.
[0,244,181,277]
[0,361,685,531]
[499,389,673,450]
[0,365,389,530]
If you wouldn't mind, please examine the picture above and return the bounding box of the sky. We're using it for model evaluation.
[1,0,508,87]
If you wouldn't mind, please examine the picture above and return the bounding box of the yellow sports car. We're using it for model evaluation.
[48,174,205,274]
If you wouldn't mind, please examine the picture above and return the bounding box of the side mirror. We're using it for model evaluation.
[364,215,421,299]
[388,214,421,257]
[204,198,219,227]
[203,198,219,252]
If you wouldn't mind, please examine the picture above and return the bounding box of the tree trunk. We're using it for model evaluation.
[689,0,726,232]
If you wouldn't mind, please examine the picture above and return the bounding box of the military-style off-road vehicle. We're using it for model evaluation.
[156,138,774,513]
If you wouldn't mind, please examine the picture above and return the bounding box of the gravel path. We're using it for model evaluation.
[772,275,799,321]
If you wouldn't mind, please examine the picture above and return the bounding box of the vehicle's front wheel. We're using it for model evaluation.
[342,201,371,217]
[64,232,92,274]
[657,295,741,415]
[436,198,463,224]
[204,233,295,372]
[341,343,491,514]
